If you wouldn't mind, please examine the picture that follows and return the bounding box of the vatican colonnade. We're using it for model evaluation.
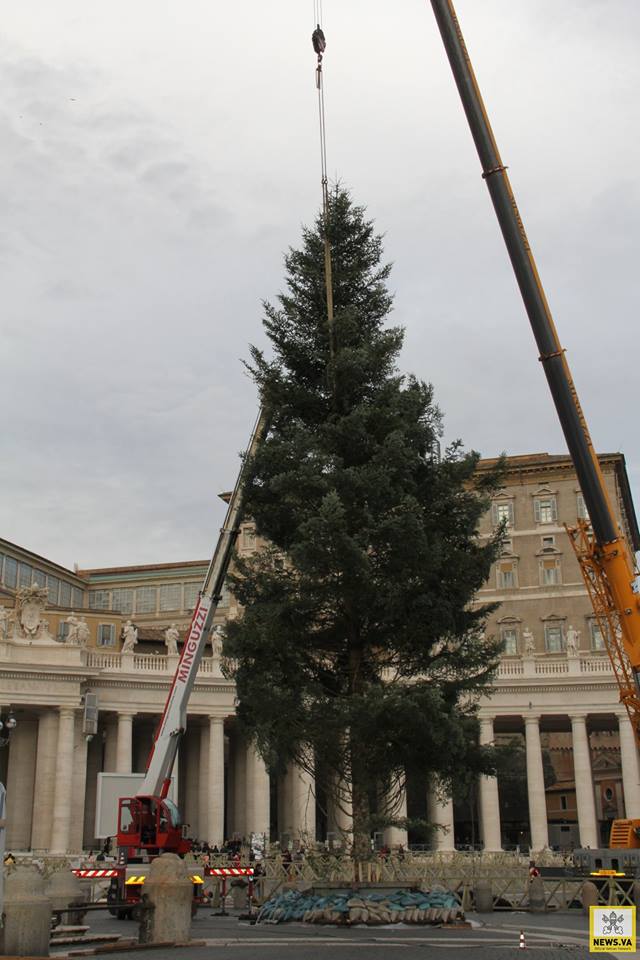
[0,451,639,854]
[0,619,635,854]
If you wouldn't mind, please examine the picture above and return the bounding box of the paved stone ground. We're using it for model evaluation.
[51,909,626,959]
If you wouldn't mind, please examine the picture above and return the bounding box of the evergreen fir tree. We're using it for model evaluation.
[224,187,505,858]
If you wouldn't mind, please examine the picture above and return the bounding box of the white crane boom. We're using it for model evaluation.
[137,409,267,799]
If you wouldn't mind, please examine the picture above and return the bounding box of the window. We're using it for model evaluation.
[560,795,568,811]
[47,576,60,605]
[544,622,564,653]
[159,584,182,612]
[112,589,134,614]
[541,535,556,551]
[18,563,32,588]
[534,496,557,524]
[501,539,513,555]
[57,621,69,641]
[59,582,72,607]
[136,587,157,614]
[33,569,46,588]
[497,560,517,589]
[72,587,84,609]
[590,620,607,651]
[576,492,589,521]
[3,558,17,589]
[540,558,561,586]
[184,583,199,611]
[492,501,514,527]
[97,623,116,647]
[501,626,518,656]
[242,526,256,552]
[89,590,111,611]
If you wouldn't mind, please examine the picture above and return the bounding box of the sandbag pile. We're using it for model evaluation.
[257,887,463,925]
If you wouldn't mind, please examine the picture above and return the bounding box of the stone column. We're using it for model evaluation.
[570,713,599,849]
[50,708,77,854]
[618,712,640,819]
[329,780,353,845]
[383,781,408,849]
[208,717,225,846]
[6,719,38,850]
[478,717,502,852]
[245,742,270,839]
[428,782,456,852]
[115,712,134,773]
[69,714,88,852]
[31,710,59,851]
[232,736,246,838]
[198,723,210,842]
[524,714,549,851]
[289,763,316,844]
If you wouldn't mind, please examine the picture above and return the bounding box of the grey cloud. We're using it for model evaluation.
[0,1,638,568]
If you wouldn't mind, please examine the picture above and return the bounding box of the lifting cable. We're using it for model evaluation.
[311,4,336,375]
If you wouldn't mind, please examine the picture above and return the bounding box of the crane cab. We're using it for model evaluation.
[117,795,190,862]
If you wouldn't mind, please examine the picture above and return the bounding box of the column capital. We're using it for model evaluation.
[58,706,76,720]
[479,715,495,728]
[117,711,136,720]
[208,715,226,724]
[523,713,541,725]
[569,712,589,724]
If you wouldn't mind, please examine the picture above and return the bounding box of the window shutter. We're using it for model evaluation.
[491,503,499,525]
[534,499,541,523]
[551,498,558,521]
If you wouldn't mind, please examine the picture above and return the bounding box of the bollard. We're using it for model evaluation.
[139,853,193,944]
[474,879,493,913]
[528,876,545,913]
[580,880,598,915]
[0,864,51,957]
[46,869,86,925]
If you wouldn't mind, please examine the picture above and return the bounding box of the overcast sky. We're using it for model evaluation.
[2,1,639,570]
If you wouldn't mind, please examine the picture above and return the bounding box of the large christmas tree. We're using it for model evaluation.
[224,188,504,857]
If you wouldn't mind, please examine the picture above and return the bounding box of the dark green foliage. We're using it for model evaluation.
[224,187,505,854]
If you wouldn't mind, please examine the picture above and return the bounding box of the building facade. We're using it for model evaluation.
[0,452,638,853]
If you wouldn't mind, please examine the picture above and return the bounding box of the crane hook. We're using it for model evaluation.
[312,23,326,89]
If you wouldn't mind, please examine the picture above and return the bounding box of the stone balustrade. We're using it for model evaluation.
[84,649,221,674]
[496,653,612,681]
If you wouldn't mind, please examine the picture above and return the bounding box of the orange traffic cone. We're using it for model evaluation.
[519,929,527,949]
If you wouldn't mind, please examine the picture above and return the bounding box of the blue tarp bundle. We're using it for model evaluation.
[257,887,463,925]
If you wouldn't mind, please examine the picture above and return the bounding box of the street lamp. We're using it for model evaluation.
[0,713,17,748]
[0,710,16,917]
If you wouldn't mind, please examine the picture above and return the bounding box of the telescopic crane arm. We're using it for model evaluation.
[138,409,268,800]
[117,408,267,861]
[427,0,640,733]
